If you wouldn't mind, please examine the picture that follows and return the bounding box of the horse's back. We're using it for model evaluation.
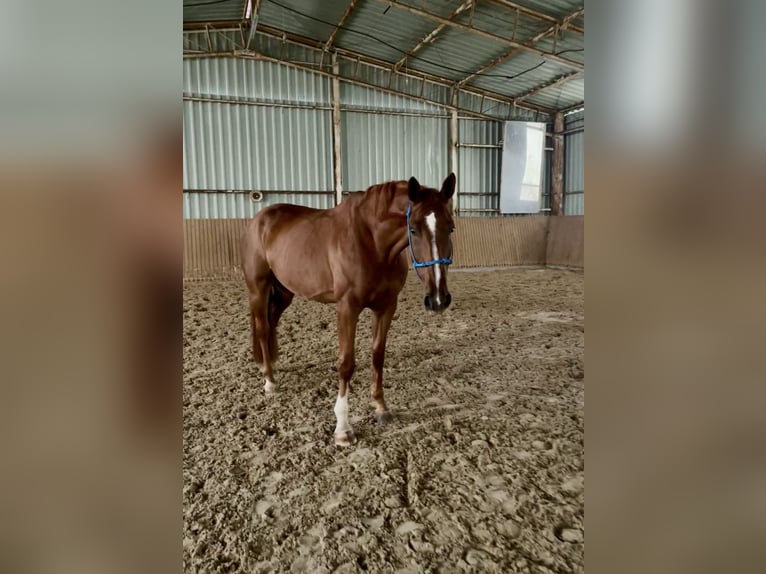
[248,203,336,246]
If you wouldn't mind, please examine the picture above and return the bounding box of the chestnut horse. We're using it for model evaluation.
[241,174,455,446]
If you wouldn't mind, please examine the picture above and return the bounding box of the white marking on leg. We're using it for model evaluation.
[425,212,441,305]
[264,378,276,393]
[334,391,351,434]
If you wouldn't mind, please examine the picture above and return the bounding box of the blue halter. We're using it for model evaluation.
[406,204,453,279]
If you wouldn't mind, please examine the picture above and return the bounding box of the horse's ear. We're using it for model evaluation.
[441,173,456,200]
[408,177,422,202]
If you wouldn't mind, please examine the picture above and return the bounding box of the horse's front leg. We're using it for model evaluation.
[334,299,361,447]
[371,303,396,424]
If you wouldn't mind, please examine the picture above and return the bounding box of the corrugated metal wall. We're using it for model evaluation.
[183,55,330,104]
[182,101,334,197]
[541,149,552,212]
[458,119,502,215]
[339,65,449,115]
[183,54,335,218]
[182,47,584,219]
[342,112,448,192]
[564,110,585,215]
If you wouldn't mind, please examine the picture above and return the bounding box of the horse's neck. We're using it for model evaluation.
[358,184,409,264]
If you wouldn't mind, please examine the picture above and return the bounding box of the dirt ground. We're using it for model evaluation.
[183,268,584,574]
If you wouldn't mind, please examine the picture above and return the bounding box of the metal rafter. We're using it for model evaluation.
[393,0,474,71]
[513,70,582,104]
[184,50,530,121]
[184,21,245,30]
[251,22,554,115]
[183,24,555,118]
[559,101,584,114]
[324,0,359,51]
[370,0,582,71]
[458,6,584,87]
[488,0,584,34]
[246,0,262,50]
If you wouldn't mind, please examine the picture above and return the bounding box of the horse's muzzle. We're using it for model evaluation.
[424,292,451,312]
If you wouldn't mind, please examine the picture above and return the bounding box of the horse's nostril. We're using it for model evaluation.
[444,293,452,307]
[424,295,433,310]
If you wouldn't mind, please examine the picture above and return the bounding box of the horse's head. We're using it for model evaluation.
[406,173,456,312]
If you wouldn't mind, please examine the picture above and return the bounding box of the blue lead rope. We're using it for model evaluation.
[406,204,453,282]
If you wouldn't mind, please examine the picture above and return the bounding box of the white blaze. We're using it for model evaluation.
[425,212,441,304]
[334,392,351,434]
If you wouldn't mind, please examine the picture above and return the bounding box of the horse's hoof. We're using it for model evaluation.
[374,411,393,425]
[334,430,357,447]
[263,380,277,393]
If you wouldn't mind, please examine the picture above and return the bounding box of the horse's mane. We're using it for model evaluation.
[354,179,441,220]
[348,180,405,219]
[364,180,401,200]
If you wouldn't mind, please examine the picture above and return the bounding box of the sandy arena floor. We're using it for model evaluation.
[183,268,584,573]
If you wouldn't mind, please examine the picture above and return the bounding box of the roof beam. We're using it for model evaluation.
[184,23,555,117]
[246,0,262,50]
[394,0,474,71]
[184,20,245,30]
[458,6,585,86]
[254,23,553,115]
[371,0,582,71]
[185,50,526,121]
[488,0,584,34]
[324,0,359,51]
[559,101,584,114]
[513,71,582,104]
[272,23,555,114]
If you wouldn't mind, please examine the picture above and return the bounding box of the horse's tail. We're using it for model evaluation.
[250,308,264,365]
[249,280,282,366]
[266,280,283,362]
[262,276,294,364]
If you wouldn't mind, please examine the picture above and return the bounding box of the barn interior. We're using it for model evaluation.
[183,2,584,572]
[183,0,584,277]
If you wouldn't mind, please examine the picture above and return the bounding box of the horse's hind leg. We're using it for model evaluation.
[242,220,284,393]
[247,275,293,393]
[248,278,276,392]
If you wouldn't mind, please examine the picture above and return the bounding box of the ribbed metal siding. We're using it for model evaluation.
[341,112,448,192]
[563,193,584,216]
[183,100,332,186]
[564,129,584,215]
[458,119,502,216]
[183,192,334,220]
[340,71,449,115]
[184,56,331,104]
[183,56,334,218]
[565,109,585,130]
[541,150,552,212]
[459,91,542,122]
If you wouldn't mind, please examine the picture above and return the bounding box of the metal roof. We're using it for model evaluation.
[184,0,248,22]
[183,0,584,117]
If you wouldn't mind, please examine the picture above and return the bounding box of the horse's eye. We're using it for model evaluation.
[409,228,417,235]
[450,226,456,234]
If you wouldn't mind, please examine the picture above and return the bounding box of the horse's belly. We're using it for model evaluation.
[271,265,335,302]
[268,244,336,302]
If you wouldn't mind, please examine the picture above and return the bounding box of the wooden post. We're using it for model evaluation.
[551,111,564,215]
[332,54,343,205]
[450,109,459,212]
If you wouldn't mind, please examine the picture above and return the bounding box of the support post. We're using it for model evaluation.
[551,111,564,216]
[332,54,343,205]
[450,109,459,212]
